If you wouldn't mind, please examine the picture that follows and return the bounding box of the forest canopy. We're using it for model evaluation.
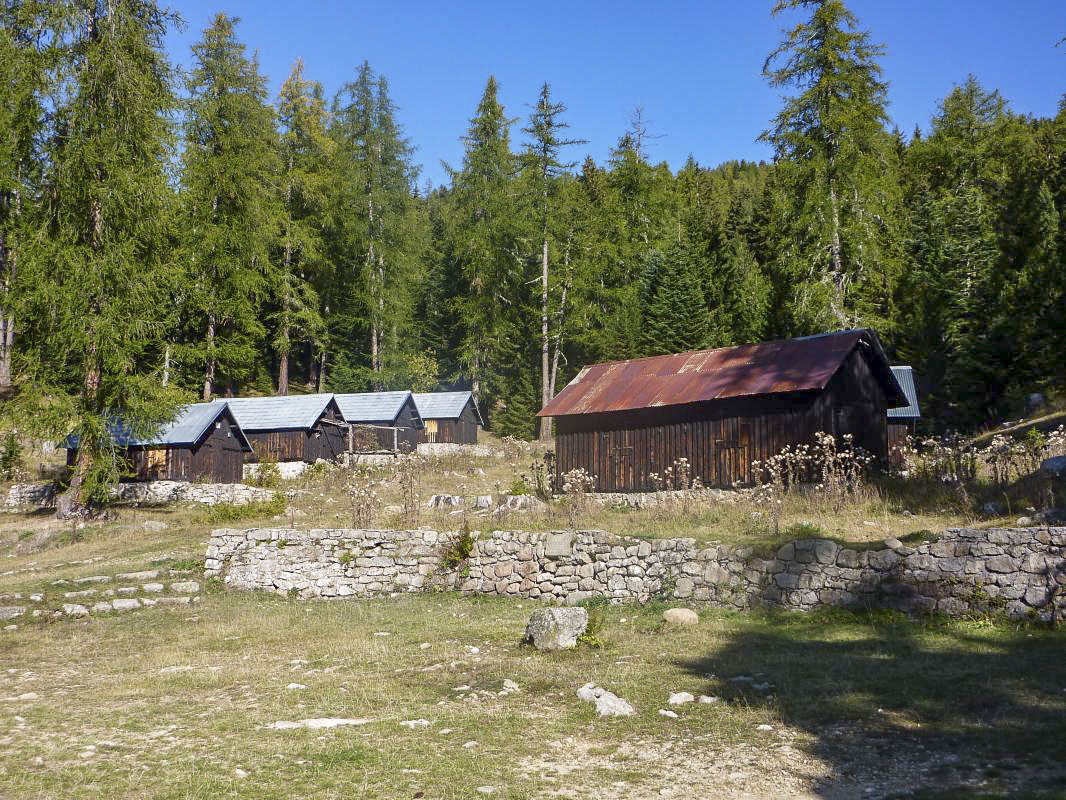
[1,0,1064,509]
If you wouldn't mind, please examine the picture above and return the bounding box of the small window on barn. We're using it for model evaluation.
[215,421,221,428]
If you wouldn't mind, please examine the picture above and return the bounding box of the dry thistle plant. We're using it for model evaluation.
[347,467,382,528]
[561,467,595,529]
[393,454,426,525]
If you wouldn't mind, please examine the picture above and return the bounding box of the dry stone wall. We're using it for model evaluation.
[3,480,274,510]
[205,526,1066,621]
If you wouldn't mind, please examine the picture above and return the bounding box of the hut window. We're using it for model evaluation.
[215,421,221,428]
[314,431,321,439]
[146,448,167,470]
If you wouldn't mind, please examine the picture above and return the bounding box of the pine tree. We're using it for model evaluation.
[276,59,330,394]
[761,0,902,330]
[521,83,585,440]
[638,243,709,356]
[178,13,279,400]
[31,0,185,514]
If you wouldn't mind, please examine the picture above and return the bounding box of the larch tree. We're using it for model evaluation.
[521,83,585,441]
[761,0,902,330]
[34,0,185,514]
[179,13,279,401]
[330,62,420,390]
[445,75,517,411]
[0,1,52,393]
[276,59,330,394]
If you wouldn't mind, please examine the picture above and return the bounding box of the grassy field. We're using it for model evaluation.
[1,437,1064,798]
[1,500,1065,799]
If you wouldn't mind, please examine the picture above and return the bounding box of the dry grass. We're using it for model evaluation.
[0,451,1065,798]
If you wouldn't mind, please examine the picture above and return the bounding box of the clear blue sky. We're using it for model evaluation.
[165,0,1066,188]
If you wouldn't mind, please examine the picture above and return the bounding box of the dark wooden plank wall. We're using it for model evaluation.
[121,412,246,483]
[553,348,892,492]
[349,424,422,453]
[430,419,479,444]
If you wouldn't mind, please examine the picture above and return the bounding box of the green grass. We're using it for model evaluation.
[2,550,1066,799]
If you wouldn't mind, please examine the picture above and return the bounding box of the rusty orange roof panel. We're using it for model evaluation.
[537,329,906,417]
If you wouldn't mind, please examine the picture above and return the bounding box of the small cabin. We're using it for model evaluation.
[334,391,425,453]
[413,391,483,444]
[65,402,251,483]
[887,365,921,456]
[224,394,346,463]
[537,329,908,492]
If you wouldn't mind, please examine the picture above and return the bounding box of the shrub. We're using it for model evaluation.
[0,433,23,481]
[441,520,474,570]
[249,458,281,489]
[198,493,285,524]
[577,602,607,648]
[785,521,822,538]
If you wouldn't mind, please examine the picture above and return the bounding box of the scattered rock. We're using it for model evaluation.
[286,683,307,690]
[400,719,430,729]
[426,494,463,509]
[9,692,39,701]
[142,520,169,531]
[662,608,699,626]
[267,718,373,730]
[0,607,25,622]
[524,607,588,651]
[170,581,200,594]
[668,692,694,705]
[698,695,720,704]
[116,570,159,581]
[234,768,248,779]
[62,603,89,617]
[883,538,903,550]
[495,494,547,514]
[112,598,141,611]
[756,724,774,731]
[75,575,111,584]
[475,787,496,795]
[658,709,678,718]
[1016,516,1034,526]
[142,583,164,593]
[576,683,636,717]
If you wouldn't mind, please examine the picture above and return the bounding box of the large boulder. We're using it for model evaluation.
[662,608,699,626]
[495,494,547,514]
[524,607,588,651]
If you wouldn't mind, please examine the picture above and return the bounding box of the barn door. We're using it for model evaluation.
[608,430,632,492]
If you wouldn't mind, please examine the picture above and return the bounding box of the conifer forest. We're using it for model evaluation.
[1,1,1064,489]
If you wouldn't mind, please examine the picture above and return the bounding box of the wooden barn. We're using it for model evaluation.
[537,329,908,492]
[65,402,252,483]
[225,394,346,463]
[413,391,483,444]
[334,391,425,453]
[887,365,921,456]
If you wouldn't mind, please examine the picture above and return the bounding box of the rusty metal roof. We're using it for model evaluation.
[538,329,906,417]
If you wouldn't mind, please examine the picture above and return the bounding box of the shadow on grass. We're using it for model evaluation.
[677,609,1066,799]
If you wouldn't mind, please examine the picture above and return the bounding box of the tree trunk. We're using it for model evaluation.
[162,345,170,387]
[828,178,847,327]
[317,349,326,392]
[278,324,289,395]
[0,313,13,390]
[538,232,551,442]
[202,314,215,400]
[58,339,101,518]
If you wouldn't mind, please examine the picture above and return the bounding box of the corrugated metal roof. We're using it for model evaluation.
[334,391,415,424]
[66,402,251,451]
[538,329,907,417]
[224,394,335,431]
[888,366,921,419]
[413,391,484,425]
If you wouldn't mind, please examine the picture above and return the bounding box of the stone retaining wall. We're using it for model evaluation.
[3,480,275,510]
[206,526,1066,620]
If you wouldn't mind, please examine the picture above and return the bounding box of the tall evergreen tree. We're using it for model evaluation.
[276,59,330,394]
[761,0,902,331]
[521,83,585,440]
[178,13,279,400]
[638,243,709,356]
[29,0,184,513]
[329,62,421,390]
[0,1,51,391]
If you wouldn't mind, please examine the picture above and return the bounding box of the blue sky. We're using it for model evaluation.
[165,1,1066,188]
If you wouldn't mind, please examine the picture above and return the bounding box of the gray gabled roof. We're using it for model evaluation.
[223,394,337,432]
[334,391,418,425]
[888,366,921,419]
[413,391,483,425]
[65,402,251,451]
